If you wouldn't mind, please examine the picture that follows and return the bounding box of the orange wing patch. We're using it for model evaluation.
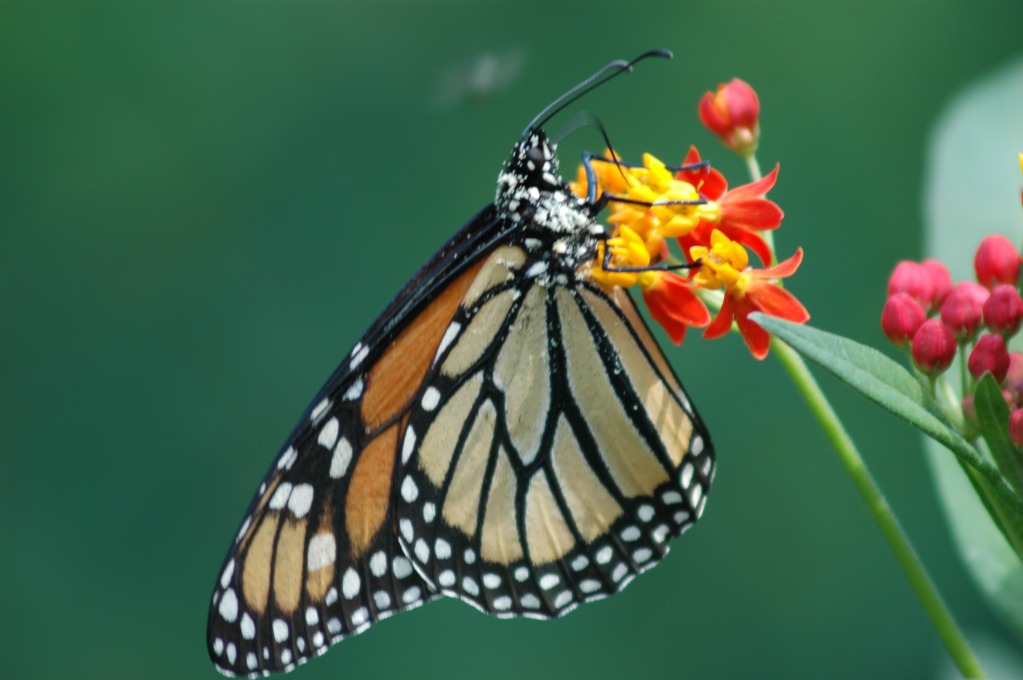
[361,258,487,431]
[345,422,400,558]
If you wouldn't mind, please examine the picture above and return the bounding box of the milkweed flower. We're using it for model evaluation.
[675,146,782,266]
[983,284,1023,336]
[692,229,808,360]
[940,282,985,341]
[888,260,936,309]
[590,225,710,344]
[921,259,953,310]
[911,319,957,375]
[969,333,1010,383]
[1010,409,1023,448]
[974,235,1021,289]
[881,293,926,347]
[698,78,760,157]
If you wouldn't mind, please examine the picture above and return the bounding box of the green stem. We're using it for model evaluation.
[772,338,985,678]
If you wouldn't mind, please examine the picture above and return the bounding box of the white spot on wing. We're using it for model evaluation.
[343,377,364,401]
[277,446,298,470]
[539,573,560,590]
[218,588,238,622]
[342,568,360,600]
[349,345,370,370]
[220,559,235,589]
[311,398,331,422]
[318,417,339,449]
[307,534,337,570]
[402,428,417,464]
[369,551,387,578]
[330,438,353,478]
[393,556,413,579]
[269,483,292,510]
[437,323,462,359]
[241,613,255,640]
[421,387,441,411]
[401,476,418,502]
[287,483,314,518]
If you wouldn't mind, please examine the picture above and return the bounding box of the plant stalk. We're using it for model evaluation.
[772,338,985,678]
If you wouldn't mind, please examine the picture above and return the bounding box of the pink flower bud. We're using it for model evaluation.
[698,78,760,155]
[920,259,953,309]
[887,261,934,308]
[881,293,925,346]
[911,319,957,375]
[940,282,985,341]
[1011,409,1023,448]
[983,284,1023,336]
[1006,352,1023,387]
[974,235,1021,289]
[968,333,1010,383]
[962,394,977,425]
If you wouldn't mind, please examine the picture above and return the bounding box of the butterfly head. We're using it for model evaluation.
[495,127,601,240]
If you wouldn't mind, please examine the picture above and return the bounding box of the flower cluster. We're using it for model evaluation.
[574,79,808,359]
[882,236,1023,442]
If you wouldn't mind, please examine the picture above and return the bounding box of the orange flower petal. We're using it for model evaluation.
[746,280,810,323]
[642,273,710,345]
[703,294,735,340]
[676,146,727,200]
[734,298,772,360]
[722,164,779,201]
[759,247,804,279]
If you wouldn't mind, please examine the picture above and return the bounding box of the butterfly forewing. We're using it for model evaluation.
[208,214,503,677]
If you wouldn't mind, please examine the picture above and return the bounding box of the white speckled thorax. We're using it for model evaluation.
[494,130,608,279]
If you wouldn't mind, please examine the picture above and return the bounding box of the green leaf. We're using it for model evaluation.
[925,437,1023,640]
[751,314,1023,537]
[923,55,1023,639]
[975,373,1023,499]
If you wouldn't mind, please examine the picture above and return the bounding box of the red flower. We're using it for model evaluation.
[974,235,1021,289]
[911,319,956,375]
[698,78,760,156]
[983,284,1023,335]
[940,282,987,341]
[921,259,953,309]
[693,230,808,360]
[640,271,711,344]
[969,333,1010,383]
[1010,409,1023,448]
[675,146,782,266]
[887,261,935,309]
[881,293,926,347]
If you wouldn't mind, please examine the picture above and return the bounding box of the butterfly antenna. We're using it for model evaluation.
[522,48,673,139]
[553,111,632,200]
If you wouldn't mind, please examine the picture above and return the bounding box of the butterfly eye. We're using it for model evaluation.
[526,146,547,164]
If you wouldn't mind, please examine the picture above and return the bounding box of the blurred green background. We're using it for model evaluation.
[4,1,1023,678]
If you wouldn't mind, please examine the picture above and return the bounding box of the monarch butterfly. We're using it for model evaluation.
[208,49,715,678]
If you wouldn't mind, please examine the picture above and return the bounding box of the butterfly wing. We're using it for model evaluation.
[393,242,715,618]
[207,206,508,676]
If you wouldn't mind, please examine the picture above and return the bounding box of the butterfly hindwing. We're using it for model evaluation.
[393,242,715,619]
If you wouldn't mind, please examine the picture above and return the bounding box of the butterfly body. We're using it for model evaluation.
[209,82,714,678]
